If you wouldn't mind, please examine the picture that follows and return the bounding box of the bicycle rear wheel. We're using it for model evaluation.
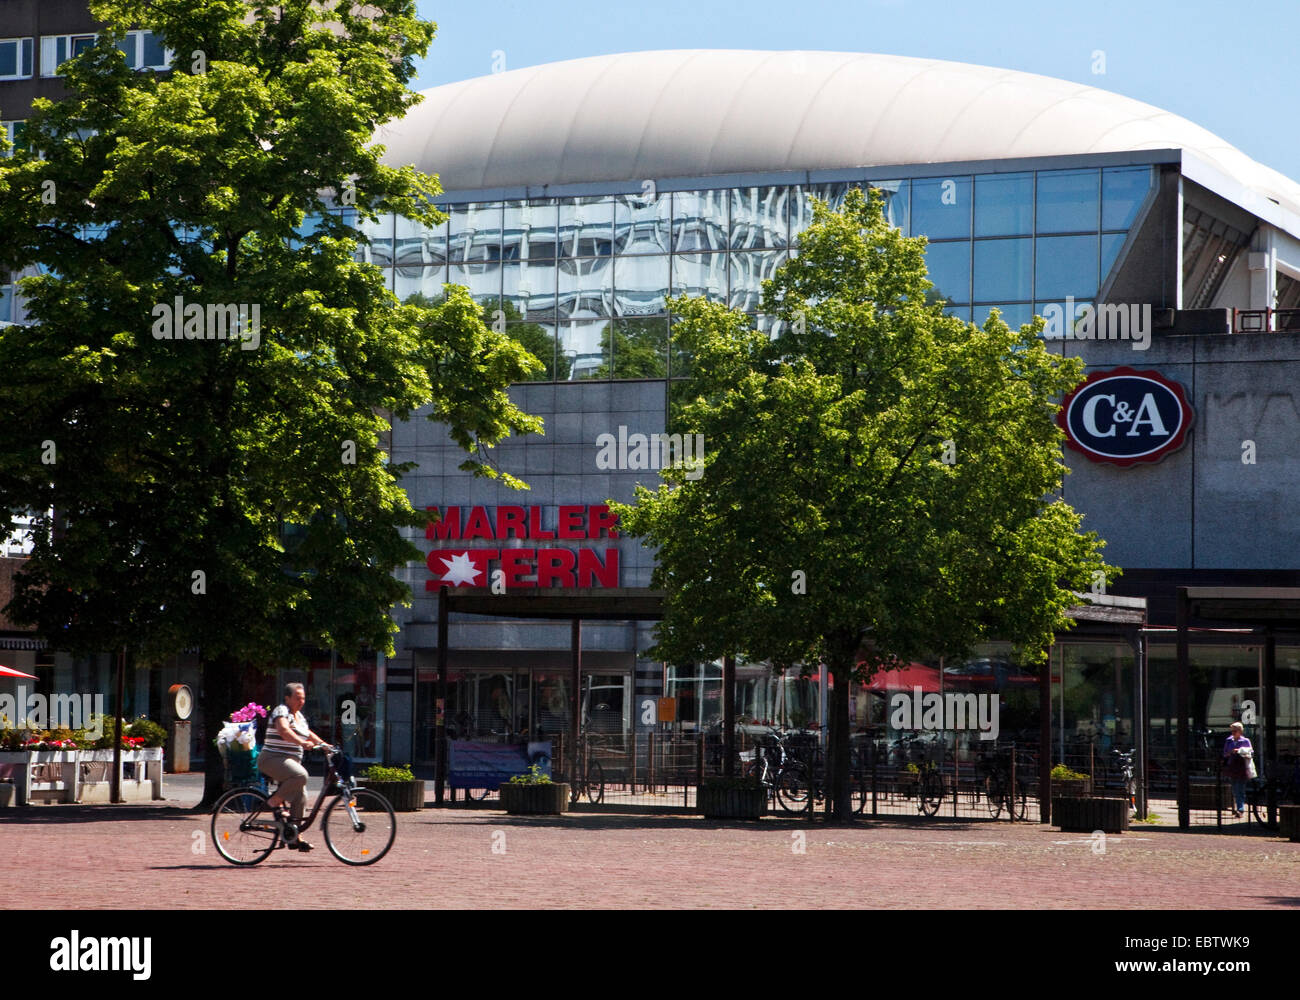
[776,763,810,813]
[583,758,605,804]
[323,789,396,865]
[211,787,278,865]
[1248,780,1277,827]
[919,771,943,817]
[850,772,868,814]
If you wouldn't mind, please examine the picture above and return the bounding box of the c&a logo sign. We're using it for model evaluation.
[1057,367,1194,467]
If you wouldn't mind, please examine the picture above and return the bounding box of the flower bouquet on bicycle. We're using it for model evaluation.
[211,746,396,866]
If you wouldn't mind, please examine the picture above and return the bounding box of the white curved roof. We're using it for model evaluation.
[376,49,1300,216]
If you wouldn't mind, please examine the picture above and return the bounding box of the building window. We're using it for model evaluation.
[40,34,97,76]
[117,30,171,71]
[0,37,34,80]
[2,120,21,156]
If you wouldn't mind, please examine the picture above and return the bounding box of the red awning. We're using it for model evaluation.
[864,663,941,693]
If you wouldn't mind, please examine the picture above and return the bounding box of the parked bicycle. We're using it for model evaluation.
[775,732,868,815]
[977,747,1028,820]
[568,737,605,804]
[211,748,396,866]
[1112,748,1136,810]
[1246,755,1300,827]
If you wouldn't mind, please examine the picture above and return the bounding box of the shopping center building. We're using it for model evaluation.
[5,48,1300,789]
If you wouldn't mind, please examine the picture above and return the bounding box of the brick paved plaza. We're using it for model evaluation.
[2,790,1297,910]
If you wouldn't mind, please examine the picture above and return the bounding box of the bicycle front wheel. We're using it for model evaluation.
[583,758,605,804]
[323,789,396,865]
[211,787,278,865]
[919,772,943,817]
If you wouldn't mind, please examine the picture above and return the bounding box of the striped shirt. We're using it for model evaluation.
[262,704,309,760]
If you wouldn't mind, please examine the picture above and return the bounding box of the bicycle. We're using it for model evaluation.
[775,732,868,815]
[976,748,1026,819]
[1246,755,1300,828]
[211,747,396,866]
[568,738,605,804]
[1112,748,1136,811]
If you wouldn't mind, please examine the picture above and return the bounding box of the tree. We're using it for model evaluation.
[611,188,1113,821]
[0,1,541,805]
[407,293,571,381]
[592,317,668,379]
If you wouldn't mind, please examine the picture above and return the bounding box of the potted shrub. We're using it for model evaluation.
[357,763,425,811]
[698,775,767,819]
[1051,764,1093,797]
[499,764,569,815]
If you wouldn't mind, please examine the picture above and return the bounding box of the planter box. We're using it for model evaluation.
[356,779,425,811]
[1052,778,1093,797]
[499,782,569,815]
[1279,805,1300,842]
[1186,782,1232,811]
[698,785,767,819]
[0,749,163,804]
[1052,796,1129,833]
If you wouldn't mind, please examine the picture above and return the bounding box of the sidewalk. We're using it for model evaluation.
[1,800,1295,909]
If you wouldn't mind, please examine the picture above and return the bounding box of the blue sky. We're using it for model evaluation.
[411,0,1300,183]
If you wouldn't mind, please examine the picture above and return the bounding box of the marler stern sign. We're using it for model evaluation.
[1057,366,1194,467]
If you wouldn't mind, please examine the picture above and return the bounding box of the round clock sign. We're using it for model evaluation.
[1057,367,1194,467]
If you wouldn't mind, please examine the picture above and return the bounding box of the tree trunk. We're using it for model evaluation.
[827,657,853,823]
[197,653,240,810]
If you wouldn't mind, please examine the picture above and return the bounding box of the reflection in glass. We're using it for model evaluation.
[508,321,563,381]
[978,303,1034,330]
[911,176,971,239]
[447,203,503,263]
[558,256,613,318]
[943,304,972,323]
[1036,169,1099,233]
[1102,166,1153,231]
[729,187,789,250]
[503,259,557,323]
[729,251,787,311]
[791,183,859,242]
[1036,300,1094,339]
[615,192,671,255]
[672,252,728,303]
[671,191,728,252]
[355,212,395,267]
[394,263,448,303]
[1101,232,1127,284]
[873,180,909,233]
[504,200,557,262]
[394,214,445,275]
[923,241,970,305]
[449,259,502,308]
[598,318,667,379]
[1035,235,1099,300]
[559,198,613,258]
[559,318,609,380]
[973,237,1032,302]
[974,172,1033,237]
[613,254,669,316]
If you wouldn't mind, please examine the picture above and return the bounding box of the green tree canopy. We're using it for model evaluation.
[0,0,541,803]
[612,188,1113,819]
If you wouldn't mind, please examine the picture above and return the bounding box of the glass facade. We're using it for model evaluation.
[359,165,1153,379]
